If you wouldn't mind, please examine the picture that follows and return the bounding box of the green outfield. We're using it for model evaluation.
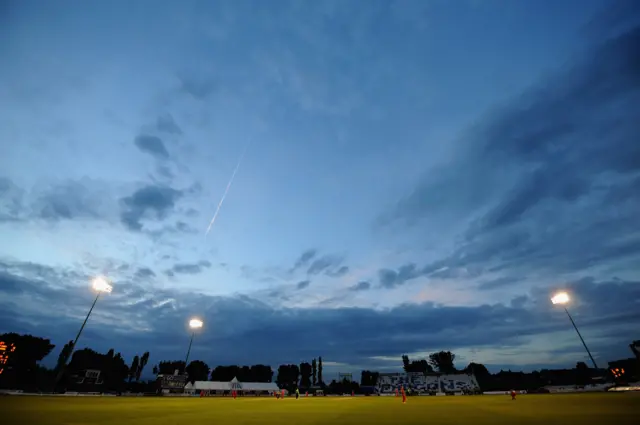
[2,393,637,425]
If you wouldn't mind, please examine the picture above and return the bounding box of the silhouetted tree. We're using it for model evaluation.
[311,358,317,386]
[360,370,380,386]
[136,352,150,381]
[402,355,410,372]
[409,359,433,374]
[428,351,456,373]
[155,360,186,375]
[55,340,74,372]
[575,361,590,386]
[299,362,312,388]
[186,360,210,383]
[129,355,140,383]
[318,357,323,386]
[276,364,300,390]
[66,348,129,391]
[0,333,55,391]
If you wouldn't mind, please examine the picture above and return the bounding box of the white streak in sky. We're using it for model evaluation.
[205,144,249,236]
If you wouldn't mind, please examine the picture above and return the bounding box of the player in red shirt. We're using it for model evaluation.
[510,390,516,400]
[401,387,406,404]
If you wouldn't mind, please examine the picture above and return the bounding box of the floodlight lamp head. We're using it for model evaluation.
[551,291,570,305]
[92,276,113,293]
[189,318,203,329]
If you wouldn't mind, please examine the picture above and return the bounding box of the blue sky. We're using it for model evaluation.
[1,0,639,379]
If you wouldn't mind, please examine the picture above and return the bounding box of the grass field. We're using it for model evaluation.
[2,393,637,425]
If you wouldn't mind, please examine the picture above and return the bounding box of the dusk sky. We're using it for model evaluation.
[1,0,639,379]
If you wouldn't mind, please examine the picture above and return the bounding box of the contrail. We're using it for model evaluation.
[205,143,249,236]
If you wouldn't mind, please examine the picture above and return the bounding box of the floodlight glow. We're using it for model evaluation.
[551,291,570,305]
[189,318,203,329]
[92,276,113,293]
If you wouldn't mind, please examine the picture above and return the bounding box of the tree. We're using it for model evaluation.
[428,351,456,373]
[186,360,210,383]
[311,358,317,386]
[129,356,140,383]
[360,370,380,386]
[55,340,74,372]
[318,357,323,386]
[299,362,312,388]
[575,361,590,386]
[276,364,300,390]
[402,355,410,372]
[66,348,129,392]
[136,352,150,381]
[409,359,433,374]
[155,360,186,375]
[0,333,55,391]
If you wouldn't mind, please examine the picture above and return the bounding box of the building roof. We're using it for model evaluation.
[184,377,279,391]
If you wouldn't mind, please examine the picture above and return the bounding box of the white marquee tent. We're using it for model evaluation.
[184,377,281,394]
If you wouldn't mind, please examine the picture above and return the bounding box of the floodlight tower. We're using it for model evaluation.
[184,318,203,372]
[54,276,113,387]
[551,292,598,370]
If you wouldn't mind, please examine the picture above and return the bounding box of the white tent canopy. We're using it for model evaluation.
[184,377,280,392]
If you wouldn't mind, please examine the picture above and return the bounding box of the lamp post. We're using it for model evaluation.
[551,291,598,370]
[184,318,203,373]
[55,276,113,388]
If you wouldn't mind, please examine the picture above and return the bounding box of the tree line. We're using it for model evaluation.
[1,332,636,393]
[0,332,331,393]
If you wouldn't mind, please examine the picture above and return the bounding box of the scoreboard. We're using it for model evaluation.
[0,341,16,375]
[159,374,188,390]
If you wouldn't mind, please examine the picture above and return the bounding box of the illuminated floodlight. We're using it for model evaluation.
[92,276,113,293]
[189,318,204,329]
[551,291,570,305]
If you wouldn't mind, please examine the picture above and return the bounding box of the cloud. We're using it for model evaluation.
[291,249,317,271]
[0,178,114,224]
[382,17,640,283]
[169,260,212,275]
[349,281,371,291]
[134,135,170,160]
[179,75,216,100]
[156,114,182,135]
[478,277,524,291]
[378,263,422,289]
[296,280,310,290]
[119,184,183,231]
[327,265,349,278]
[0,177,25,222]
[1,259,638,372]
[135,267,156,279]
[307,255,343,276]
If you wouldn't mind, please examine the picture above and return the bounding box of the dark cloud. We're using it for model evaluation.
[0,178,112,223]
[382,12,640,282]
[296,280,310,290]
[0,177,24,222]
[134,135,169,160]
[307,255,343,276]
[169,260,212,275]
[478,277,524,291]
[349,281,371,291]
[135,267,156,279]
[34,180,105,221]
[156,114,182,135]
[291,249,316,271]
[378,263,422,289]
[327,265,349,278]
[179,75,216,100]
[1,259,638,372]
[119,184,183,231]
